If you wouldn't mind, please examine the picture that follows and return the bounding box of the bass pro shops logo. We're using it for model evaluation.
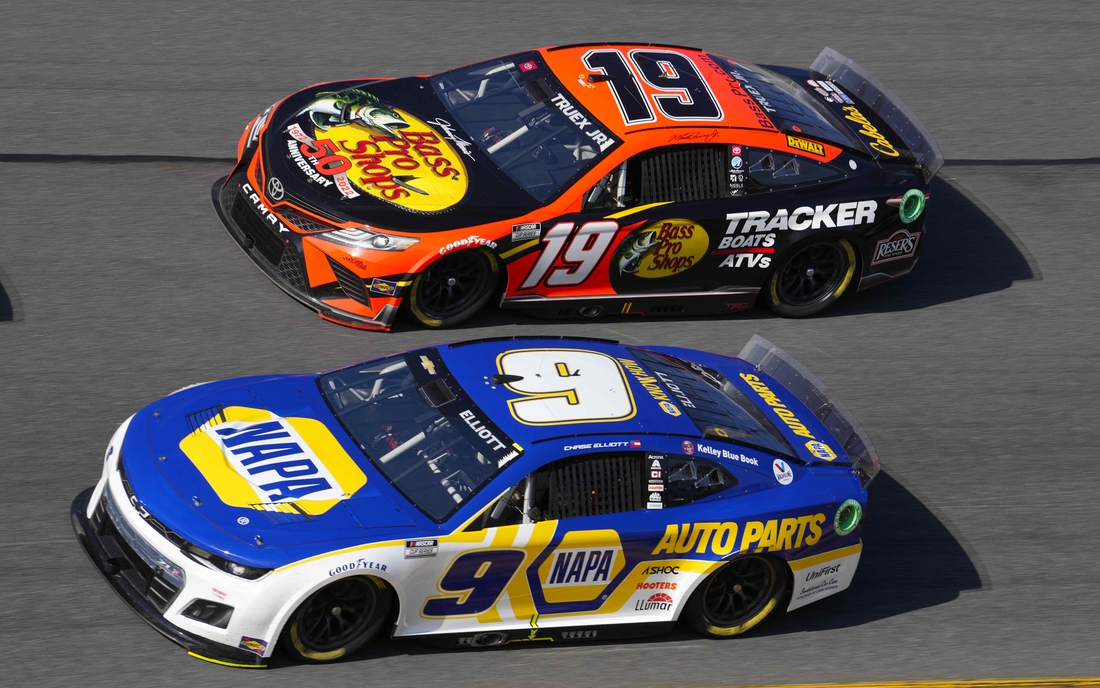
[179,406,366,515]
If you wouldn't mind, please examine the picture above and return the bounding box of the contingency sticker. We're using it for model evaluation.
[179,406,367,515]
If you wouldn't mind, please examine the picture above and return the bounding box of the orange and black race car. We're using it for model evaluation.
[213,45,943,330]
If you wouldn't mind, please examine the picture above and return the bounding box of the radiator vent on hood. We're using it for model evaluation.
[186,405,226,434]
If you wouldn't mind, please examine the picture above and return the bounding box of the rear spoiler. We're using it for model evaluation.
[811,47,944,181]
[738,335,881,489]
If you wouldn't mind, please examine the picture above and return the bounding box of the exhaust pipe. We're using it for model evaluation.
[471,632,507,647]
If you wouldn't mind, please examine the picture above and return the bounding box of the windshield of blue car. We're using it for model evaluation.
[629,348,796,459]
[705,54,867,153]
[318,351,523,522]
[431,53,616,201]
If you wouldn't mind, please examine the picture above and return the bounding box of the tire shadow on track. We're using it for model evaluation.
[0,264,22,322]
[821,173,1040,318]
[262,469,981,668]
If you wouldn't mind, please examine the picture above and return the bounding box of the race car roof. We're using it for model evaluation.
[537,43,784,140]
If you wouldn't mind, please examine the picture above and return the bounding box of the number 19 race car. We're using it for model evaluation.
[72,335,879,667]
[213,44,943,330]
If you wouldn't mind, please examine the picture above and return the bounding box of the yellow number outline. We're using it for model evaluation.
[495,348,637,426]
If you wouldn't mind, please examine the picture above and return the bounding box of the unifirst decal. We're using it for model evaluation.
[652,515,827,556]
[179,406,366,515]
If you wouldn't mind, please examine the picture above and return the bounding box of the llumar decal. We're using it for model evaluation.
[738,374,836,461]
[179,406,367,515]
[289,89,468,212]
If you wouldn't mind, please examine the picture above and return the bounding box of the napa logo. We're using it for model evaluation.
[179,406,366,515]
[537,530,626,604]
[805,440,837,461]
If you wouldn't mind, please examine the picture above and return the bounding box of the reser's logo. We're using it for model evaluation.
[871,229,921,265]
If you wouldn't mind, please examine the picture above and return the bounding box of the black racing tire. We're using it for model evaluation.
[406,248,499,328]
[281,576,393,663]
[684,555,787,638]
[763,239,857,318]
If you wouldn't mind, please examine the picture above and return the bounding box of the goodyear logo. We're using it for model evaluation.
[537,530,625,604]
[652,515,827,556]
[786,134,826,157]
[179,406,366,515]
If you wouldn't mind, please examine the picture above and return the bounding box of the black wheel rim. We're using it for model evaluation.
[416,251,491,319]
[776,243,847,306]
[702,557,777,627]
[296,578,379,653]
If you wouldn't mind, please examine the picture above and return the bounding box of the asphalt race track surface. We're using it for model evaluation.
[2,2,1098,686]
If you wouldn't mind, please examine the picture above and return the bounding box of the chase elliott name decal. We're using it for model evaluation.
[179,406,367,515]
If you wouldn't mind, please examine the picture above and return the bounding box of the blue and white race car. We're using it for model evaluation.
[71,335,879,667]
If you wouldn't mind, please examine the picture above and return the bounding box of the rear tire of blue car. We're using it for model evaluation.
[763,239,857,318]
[282,576,394,663]
[684,555,787,638]
[406,248,499,328]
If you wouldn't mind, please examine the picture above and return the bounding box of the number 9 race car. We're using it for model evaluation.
[213,43,943,331]
[71,335,879,667]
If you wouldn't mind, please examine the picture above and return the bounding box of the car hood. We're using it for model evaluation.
[261,77,539,233]
[121,374,430,569]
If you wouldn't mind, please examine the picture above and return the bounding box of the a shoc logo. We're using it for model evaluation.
[544,548,617,587]
[179,406,366,515]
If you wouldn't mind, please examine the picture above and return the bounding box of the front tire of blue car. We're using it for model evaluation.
[684,555,787,638]
[282,576,394,663]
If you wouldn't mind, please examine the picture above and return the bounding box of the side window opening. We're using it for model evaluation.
[743,148,844,191]
[469,451,738,530]
[583,144,730,211]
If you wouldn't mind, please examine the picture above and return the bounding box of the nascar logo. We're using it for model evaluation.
[179,406,366,515]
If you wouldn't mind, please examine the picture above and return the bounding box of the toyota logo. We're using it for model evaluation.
[266,177,284,201]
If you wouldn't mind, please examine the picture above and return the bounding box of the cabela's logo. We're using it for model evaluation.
[614,219,709,278]
[287,89,468,213]
[178,406,366,515]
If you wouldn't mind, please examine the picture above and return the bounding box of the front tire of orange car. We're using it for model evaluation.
[406,248,499,328]
[281,576,394,664]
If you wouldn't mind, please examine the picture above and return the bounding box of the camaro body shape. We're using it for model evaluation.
[72,336,879,666]
[213,44,943,330]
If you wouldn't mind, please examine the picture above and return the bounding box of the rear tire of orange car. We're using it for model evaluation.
[281,576,394,663]
[763,239,857,318]
[684,555,787,638]
[406,248,499,328]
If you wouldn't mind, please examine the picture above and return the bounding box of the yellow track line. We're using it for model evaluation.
[715,680,1100,688]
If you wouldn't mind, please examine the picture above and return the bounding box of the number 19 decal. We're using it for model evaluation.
[520,221,619,289]
[583,49,723,126]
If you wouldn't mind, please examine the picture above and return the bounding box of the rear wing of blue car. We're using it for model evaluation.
[738,335,881,489]
[811,47,944,181]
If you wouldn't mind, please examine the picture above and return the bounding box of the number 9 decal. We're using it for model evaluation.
[422,549,526,618]
[496,349,636,425]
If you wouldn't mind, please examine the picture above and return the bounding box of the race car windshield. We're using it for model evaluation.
[431,53,614,201]
[706,54,866,153]
[319,351,523,522]
[629,348,796,460]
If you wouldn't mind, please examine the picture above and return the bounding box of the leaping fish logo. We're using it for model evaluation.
[298,89,410,138]
[618,230,662,275]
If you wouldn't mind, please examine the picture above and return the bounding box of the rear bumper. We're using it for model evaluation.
[211,175,399,331]
[70,487,268,668]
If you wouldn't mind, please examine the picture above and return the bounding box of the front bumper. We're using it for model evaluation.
[211,175,401,331]
[70,486,268,668]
